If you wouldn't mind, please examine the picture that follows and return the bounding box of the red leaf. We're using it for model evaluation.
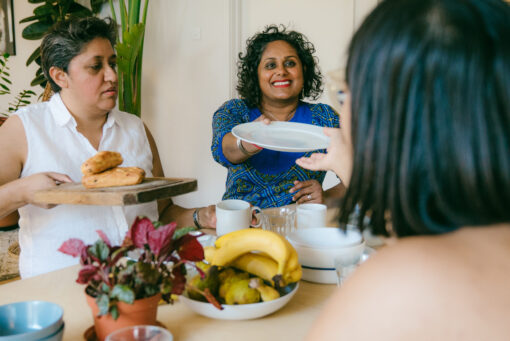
[77,264,99,284]
[128,217,155,248]
[95,230,111,247]
[171,266,186,295]
[203,288,223,310]
[148,223,176,257]
[176,235,204,262]
[59,238,86,257]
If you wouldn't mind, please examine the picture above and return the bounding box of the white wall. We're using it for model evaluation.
[2,0,379,209]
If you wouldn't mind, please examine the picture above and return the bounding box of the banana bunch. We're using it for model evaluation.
[205,229,302,287]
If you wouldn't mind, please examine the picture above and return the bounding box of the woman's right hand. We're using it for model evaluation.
[20,172,73,208]
[296,127,353,186]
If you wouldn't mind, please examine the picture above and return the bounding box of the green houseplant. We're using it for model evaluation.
[20,0,107,88]
[108,0,149,117]
[0,53,36,124]
[59,217,205,340]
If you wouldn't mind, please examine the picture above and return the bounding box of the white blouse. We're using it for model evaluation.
[15,93,158,278]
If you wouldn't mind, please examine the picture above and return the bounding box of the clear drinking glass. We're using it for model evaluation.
[334,247,375,287]
[105,325,173,341]
[260,207,296,237]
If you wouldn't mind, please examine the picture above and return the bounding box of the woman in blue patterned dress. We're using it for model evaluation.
[212,25,345,208]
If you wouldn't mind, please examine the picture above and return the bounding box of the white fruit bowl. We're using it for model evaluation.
[180,282,299,320]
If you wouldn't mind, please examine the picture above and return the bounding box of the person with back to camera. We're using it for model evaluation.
[212,25,345,209]
[0,17,215,278]
[296,0,510,338]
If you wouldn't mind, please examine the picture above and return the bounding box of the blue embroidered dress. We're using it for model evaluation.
[212,99,339,208]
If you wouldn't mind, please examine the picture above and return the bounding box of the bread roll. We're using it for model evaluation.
[82,167,145,189]
[81,151,123,175]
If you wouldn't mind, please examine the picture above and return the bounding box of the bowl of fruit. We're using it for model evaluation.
[181,229,301,320]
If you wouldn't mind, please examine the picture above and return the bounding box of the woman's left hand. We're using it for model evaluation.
[290,180,324,204]
[198,205,217,229]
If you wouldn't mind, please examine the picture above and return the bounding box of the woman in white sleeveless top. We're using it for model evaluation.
[0,17,215,278]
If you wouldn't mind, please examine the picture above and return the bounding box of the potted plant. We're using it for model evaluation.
[59,217,205,341]
[108,0,150,117]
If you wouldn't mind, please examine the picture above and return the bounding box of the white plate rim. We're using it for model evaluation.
[232,121,329,152]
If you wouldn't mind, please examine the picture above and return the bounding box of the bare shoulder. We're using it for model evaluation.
[307,225,510,340]
[0,115,27,182]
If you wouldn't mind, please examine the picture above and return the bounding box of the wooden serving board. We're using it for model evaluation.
[33,177,197,206]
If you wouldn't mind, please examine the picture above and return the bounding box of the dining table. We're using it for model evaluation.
[0,264,337,340]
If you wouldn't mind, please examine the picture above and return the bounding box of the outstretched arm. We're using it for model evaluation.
[296,127,353,187]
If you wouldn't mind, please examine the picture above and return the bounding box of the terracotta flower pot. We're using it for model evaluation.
[86,292,161,341]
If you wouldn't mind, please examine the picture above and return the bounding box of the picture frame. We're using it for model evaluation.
[0,0,15,55]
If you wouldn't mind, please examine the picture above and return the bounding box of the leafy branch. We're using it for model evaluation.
[0,53,12,96]
[7,90,37,113]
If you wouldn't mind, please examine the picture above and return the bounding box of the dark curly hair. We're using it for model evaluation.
[236,25,323,108]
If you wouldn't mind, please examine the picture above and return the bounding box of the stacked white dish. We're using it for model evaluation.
[0,301,64,341]
[287,227,365,284]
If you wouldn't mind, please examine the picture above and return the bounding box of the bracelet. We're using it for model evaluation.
[237,138,260,157]
[193,208,203,230]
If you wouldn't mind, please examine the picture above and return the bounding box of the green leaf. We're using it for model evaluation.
[91,0,107,14]
[96,294,110,316]
[30,74,46,87]
[25,90,37,95]
[100,283,111,293]
[27,47,41,67]
[28,0,46,3]
[20,100,31,105]
[1,77,11,84]
[22,21,52,40]
[109,305,119,320]
[0,83,9,91]
[67,2,93,17]
[173,226,197,240]
[34,4,56,16]
[89,240,110,261]
[19,15,49,24]
[112,284,135,304]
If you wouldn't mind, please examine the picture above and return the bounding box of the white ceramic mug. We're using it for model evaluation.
[216,199,261,236]
[296,203,327,229]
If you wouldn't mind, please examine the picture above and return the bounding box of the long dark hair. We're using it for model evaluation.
[341,0,510,236]
[41,17,117,92]
[236,25,323,108]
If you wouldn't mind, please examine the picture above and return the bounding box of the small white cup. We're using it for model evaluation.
[216,199,261,236]
[296,203,327,229]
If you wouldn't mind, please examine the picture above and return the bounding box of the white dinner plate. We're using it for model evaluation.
[232,121,329,152]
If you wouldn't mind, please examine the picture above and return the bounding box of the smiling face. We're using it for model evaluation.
[58,37,118,117]
[257,40,304,106]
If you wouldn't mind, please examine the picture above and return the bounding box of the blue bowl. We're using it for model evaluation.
[0,301,64,341]
[38,322,65,341]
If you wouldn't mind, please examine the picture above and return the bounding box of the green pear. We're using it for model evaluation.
[225,278,261,305]
[187,265,220,301]
[218,269,249,299]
